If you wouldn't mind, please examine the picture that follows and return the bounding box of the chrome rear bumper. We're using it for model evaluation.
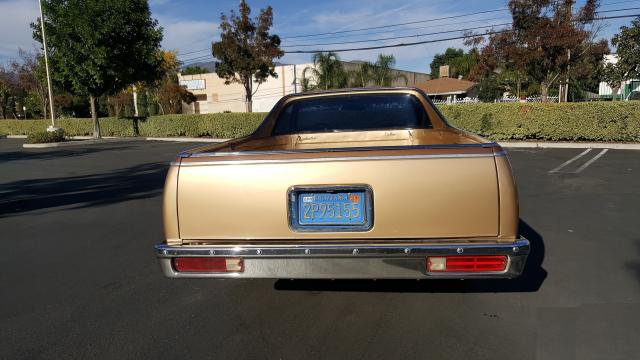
[154,238,529,279]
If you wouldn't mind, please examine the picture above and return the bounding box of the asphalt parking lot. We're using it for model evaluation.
[1,138,639,359]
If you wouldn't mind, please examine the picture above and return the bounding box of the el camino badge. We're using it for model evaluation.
[288,186,373,232]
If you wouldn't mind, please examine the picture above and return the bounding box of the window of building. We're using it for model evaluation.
[180,79,206,90]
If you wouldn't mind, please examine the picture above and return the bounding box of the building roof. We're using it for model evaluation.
[414,77,477,95]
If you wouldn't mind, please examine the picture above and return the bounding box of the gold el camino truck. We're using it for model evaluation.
[155,88,529,279]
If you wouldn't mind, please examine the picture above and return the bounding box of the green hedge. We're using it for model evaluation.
[439,101,640,142]
[27,129,66,144]
[2,102,640,142]
[0,113,266,139]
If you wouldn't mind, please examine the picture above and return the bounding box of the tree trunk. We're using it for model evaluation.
[244,76,253,113]
[90,95,101,138]
[245,89,253,113]
[540,82,549,102]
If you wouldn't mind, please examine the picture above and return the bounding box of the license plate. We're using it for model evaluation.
[289,187,373,231]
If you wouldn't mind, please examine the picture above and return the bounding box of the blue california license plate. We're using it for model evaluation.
[297,191,366,226]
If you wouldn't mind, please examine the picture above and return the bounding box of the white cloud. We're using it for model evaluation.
[0,0,39,62]
[156,15,218,56]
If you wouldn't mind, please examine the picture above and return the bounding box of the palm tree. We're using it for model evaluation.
[370,54,407,87]
[348,61,374,87]
[302,52,348,91]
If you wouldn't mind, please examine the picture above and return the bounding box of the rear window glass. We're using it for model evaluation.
[272,94,431,135]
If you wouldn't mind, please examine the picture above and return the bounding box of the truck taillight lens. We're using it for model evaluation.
[427,256,507,273]
[173,257,244,273]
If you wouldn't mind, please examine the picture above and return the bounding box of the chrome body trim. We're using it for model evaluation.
[179,142,500,158]
[175,151,505,166]
[154,238,529,279]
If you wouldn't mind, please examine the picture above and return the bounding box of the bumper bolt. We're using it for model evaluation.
[305,249,310,255]
[404,248,411,254]
[456,248,464,254]
[209,249,215,255]
[353,249,359,255]
[256,249,262,255]
[512,247,519,253]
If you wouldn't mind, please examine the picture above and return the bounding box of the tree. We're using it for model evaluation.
[0,66,18,119]
[370,54,407,86]
[469,0,608,102]
[430,48,478,79]
[212,0,283,112]
[604,17,640,100]
[150,50,196,115]
[495,69,529,98]
[12,50,50,119]
[348,61,374,87]
[302,52,348,91]
[181,66,210,75]
[33,0,164,137]
[477,75,501,102]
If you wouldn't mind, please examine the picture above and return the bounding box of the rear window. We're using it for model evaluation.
[272,94,431,135]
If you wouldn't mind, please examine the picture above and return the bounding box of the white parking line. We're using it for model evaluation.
[572,149,609,173]
[548,148,592,173]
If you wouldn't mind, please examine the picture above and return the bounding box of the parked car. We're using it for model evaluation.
[155,88,529,279]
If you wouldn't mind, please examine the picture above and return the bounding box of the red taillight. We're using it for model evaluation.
[173,257,244,273]
[427,256,507,273]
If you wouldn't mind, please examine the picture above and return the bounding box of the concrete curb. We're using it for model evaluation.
[499,141,640,150]
[22,138,135,149]
[145,137,230,143]
[8,134,640,150]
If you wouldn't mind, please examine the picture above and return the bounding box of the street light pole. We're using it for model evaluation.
[38,0,57,130]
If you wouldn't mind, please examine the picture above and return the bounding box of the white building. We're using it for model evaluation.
[178,62,431,114]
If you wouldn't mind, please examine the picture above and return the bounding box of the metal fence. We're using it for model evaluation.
[432,96,560,105]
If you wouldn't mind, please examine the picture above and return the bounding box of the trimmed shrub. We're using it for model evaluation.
[0,113,266,139]
[26,129,66,144]
[438,101,640,142]
[2,102,640,142]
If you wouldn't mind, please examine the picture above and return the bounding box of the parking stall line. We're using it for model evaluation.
[548,148,592,173]
[572,149,608,173]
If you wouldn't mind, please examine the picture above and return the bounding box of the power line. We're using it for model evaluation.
[283,16,513,44]
[597,6,640,13]
[282,7,639,49]
[176,16,513,58]
[180,47,211,56]
[181,55,214,65]
[281,23,512,48]
[174,2,640,58]
[283,14,640,54]
[284,30,510,54]
[280,8,509,40]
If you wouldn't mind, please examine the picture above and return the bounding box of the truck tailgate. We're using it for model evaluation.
[176,152,499,241]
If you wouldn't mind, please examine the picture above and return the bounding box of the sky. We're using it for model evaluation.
[0,0,638,73]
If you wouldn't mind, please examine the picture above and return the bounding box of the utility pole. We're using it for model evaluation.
[560,0,573,102]
[292,64,298,93]
[132,85,139,117]
[38,0,57,130]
